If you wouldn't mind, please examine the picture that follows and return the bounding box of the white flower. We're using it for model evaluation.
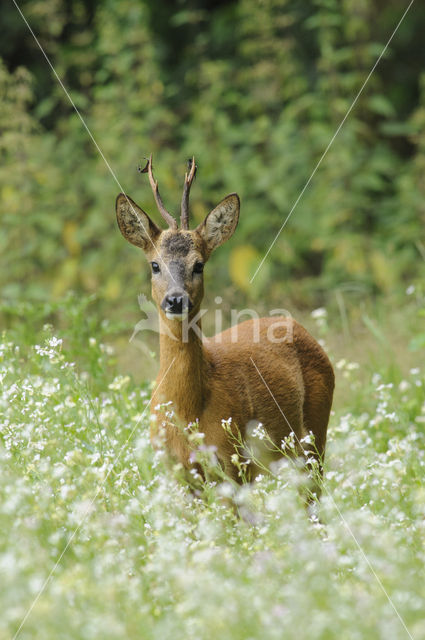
[48,336,63,348]
[108,375,130,391]
[300,433,314,445]
[311,307,327,319]
[252,422,266,440]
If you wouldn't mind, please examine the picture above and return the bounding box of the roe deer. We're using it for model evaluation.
[116,155,334,486]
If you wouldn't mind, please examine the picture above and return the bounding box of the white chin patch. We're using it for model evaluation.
[165,312,188,322]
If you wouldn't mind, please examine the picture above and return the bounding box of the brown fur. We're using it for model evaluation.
[150,316,334,482]
[116,189,334,484]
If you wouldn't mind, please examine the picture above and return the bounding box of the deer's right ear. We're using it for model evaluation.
[116,194,161,251]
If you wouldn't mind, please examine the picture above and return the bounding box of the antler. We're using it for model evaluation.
[180,156,197,230]
[139,154,178,229]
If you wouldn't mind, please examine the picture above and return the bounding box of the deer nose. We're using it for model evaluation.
[162,294,193,315]
[166,295,183,314]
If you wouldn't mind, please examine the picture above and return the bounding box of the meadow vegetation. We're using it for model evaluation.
[1,290,424,639]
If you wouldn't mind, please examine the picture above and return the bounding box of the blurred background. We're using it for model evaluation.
[0,0,424,363]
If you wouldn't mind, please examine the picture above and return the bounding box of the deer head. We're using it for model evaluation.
[116,155,240,320]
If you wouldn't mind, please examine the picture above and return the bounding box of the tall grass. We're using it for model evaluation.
[1,295,424,639]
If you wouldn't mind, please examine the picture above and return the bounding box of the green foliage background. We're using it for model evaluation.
[1,0,424,309]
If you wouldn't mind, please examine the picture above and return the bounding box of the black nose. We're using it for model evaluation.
[166,295,183,314]
[162,294,193,315]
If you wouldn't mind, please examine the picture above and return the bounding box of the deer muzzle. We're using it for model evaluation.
[161,292,193,320]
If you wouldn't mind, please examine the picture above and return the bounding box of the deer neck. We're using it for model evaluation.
[157,313,205,422]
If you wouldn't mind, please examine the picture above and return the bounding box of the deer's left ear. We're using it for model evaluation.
[197,193,240,254]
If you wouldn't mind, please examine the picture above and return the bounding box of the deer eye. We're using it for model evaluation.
[151,262,160,274]
[193,261,204,274]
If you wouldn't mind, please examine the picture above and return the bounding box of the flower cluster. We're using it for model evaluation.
[0,321,424,640]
